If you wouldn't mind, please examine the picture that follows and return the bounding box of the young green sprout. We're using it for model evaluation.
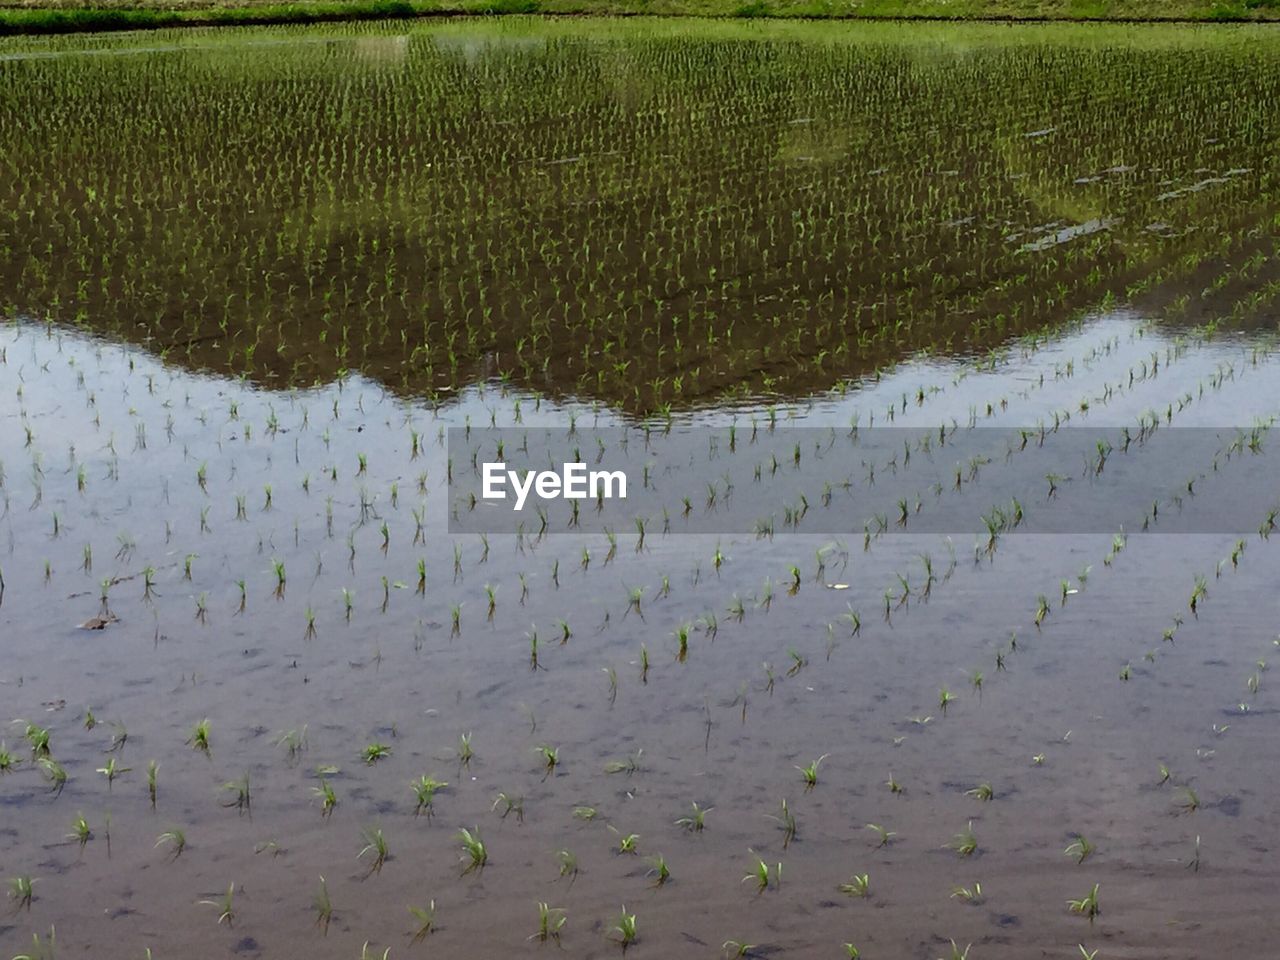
[950,882,983,904]
[9,875,34,910]
[796,754,828,790]
[457,826,487,875]
[411,775,448,818]
[313,876,333,935]
[537,744,560,778]
[556,848,579,885]
[676,801,712,833]
[767,798,797,847]
[724,940,757,959]
[409,901,437,944]
[188,718,211,755]
[156,828,186,860]
[362,741,392,764]
[199,882,235,926]
[742,851,780,893]
[457,732,474,766]
[865,823,896,847]
[611,905,638,949]
[97,757,131,790]
[492,791,525,823]
[313,779,338,817]
[1065,835,1095,864]
[529,902,567,943]
[948,821,978,857]
[838,873,870,898]
[220,773,252,814]
[646,854,671,887]
[358,826,390,876]
[609,827,640,855]
[1067,883,1101,923]
[966,782,994,802]
[943,941,971,960]
[572,806,598,821]
[68,814,92,853]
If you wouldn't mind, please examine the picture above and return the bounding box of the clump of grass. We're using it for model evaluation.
[646,854,671,887]
[313,779,338,817]
[742,851,780,893]
[9,875,35,910]
[1067,883,1101,923]
[572,806,598,821]
[358,826,389,876]
[156,828,186,859]
[767,798,797,847]
[609,826,640,855]
[556,849,579,885]
[220,773,252,815]
[411,775,448,818]
[409,901,437,944]
[838,873,870,898]
[610,906,638,949]
[948,821,978,857]
[457,826,487,875]
[313,876,333,935]
[604,749,643,776]
[96,756,130,790]
[362,741,392,764]
[528,901,567,943]
[1065,834,1095,864]
[199,882,235,926]
[492,791,525,823]
[865,823,896,847]
[965,782,994,802]
[68,814,92,853]
[187,718,211,755]
[796,754,828,789]
[950,881,984,904]
[676,801,712,833]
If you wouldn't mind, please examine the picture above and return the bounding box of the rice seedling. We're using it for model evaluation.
[529,902,567,944]
[313,778,338,817]
[492,791,525,823]
[767,798,797,847]
[1079,947,1099,960]
[10,926,55,960]
[408,901,437,944]
[537,744,559,778]
[838,873,870,898]
[1065,835,1095,864]
[362,742,392,764]
[865,823,896,847]
[646,854,671,887]
[220,773,252,815]
[1179,786,1201,813]
[723,940,757,959]
[411,775,447,818]
[187,718,211,755]
[4,873,36,915]
[572,806,598,822]
[843,944,861,959]
[38,757,68,796]
[948,821,978,857]
[556,848,579,885]
[199,883,236,926]
[609,827,641,855]
[358,826,390,876]
[0,742,19,773]
[1067,883,1101,923]
[274,727,309,764]
[941,941,971,960]
[676,801,711,833]
[966,782,994,802]
[313,876,333,935]
[156,828,186,860]
[457,827,487,875]
[96,757,130,790]
[68,814,92,853]
[742,852,780,893]
[886,773,903,794]
[938,688,956,714]
[610,906,638,950]
[950,882,983,905]
[605,749,643,776]
[796,754,828,789]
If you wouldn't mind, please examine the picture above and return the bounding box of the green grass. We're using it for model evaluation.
[0,0,1277,38]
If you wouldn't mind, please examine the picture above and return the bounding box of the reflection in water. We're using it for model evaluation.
[0,19,1278,414]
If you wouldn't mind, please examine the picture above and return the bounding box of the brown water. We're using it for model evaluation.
[2,17,1280,960]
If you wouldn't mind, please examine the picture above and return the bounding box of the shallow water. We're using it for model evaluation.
[1,17,1280,960]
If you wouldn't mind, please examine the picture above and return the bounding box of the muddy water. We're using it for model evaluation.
[2,16,1280,960]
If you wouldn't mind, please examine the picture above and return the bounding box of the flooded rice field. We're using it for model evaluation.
[2,16,1280,960]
